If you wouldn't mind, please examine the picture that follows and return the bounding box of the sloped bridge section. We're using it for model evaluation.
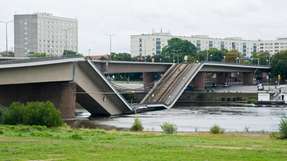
[75,60,132,117]
[138,63,203,110]
[0,58,133,119]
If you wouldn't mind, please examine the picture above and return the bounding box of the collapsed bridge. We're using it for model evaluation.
[0,58,270,119]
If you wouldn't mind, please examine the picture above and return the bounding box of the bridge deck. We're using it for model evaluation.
[140,63,203,109]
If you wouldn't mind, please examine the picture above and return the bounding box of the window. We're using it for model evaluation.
[220,41,225,50]
[253,44,257,53]
[155,38,161,55]
[196,40,201,50]
[209,41,213,48]
[232,42,236,50]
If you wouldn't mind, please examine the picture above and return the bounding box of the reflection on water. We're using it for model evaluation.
[77,106,287,132]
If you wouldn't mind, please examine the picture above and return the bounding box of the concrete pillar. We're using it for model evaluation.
[192,72,206,90]
[242,72,254,85]
[0,82,76,120]
[143,72,154,90]
[54,83,76,120]
[216,73,230,85]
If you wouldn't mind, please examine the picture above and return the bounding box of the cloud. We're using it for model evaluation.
[0,0,287,54]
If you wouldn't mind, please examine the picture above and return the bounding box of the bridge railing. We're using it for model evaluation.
[201,61,271,68]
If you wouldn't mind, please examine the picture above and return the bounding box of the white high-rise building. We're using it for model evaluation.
[257,38,287,55]
[130,32,287,57]
[14,13,78,57]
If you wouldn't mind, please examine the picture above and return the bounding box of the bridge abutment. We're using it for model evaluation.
[242,72,255,85]
[0,82,76,120]
[216,73,231,85]
[192,72,206,90]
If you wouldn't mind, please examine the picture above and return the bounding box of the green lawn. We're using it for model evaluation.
[0,125,286,161]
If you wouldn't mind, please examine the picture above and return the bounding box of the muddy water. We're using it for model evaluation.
[77,106,287,132]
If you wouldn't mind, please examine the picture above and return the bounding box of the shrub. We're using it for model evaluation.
[2,101,63,127]
[24,102,63,127]
[2,102,26,125]
[0,106,6,123]
[161,122,177,134]
[270,132,280,139]
[130,117,143,131]
[279,117,287,139]
[210,125,224,134]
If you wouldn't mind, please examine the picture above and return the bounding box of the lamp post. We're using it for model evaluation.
[0,20,13,56]
[107,33,115,55]
[210,54,213,62]
[236,57,239,64]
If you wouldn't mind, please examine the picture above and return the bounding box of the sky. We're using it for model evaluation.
[0,0,287,54]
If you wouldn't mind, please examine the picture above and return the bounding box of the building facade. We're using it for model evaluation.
[257,38,287,55]
[130,32,287,57]
[14,13,78,57]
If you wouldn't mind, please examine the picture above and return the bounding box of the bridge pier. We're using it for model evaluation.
[143,72,155,90]
[192,72,206,90]
[216,73,231,85]
[0,82,76,120]
[242,72,255,85]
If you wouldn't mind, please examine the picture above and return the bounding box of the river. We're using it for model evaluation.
[77,105,287,132]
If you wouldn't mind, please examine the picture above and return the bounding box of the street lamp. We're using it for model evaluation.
[236,57,239,64]
[107,33,115,55]
[0,20,13,56]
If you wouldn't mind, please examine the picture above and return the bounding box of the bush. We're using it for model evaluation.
[0,106,6,123]
[2,102,26,125]
[161,122,177,134]
[279,117,287,139]
[130,117,143,131]
[2,101,63,127]
[210,125,224,134]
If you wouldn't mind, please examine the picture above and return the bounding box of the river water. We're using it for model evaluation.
[78,105,287,132]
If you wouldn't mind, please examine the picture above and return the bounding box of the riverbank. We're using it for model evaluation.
[0,125,286,161]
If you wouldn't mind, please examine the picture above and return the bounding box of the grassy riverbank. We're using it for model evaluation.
[0,125,286,161]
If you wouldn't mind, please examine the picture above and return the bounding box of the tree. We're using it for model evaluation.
[251,52,270,65]
[271,50,287,82]
[208,48,226,62]
[63,50,83,58]
[197,50,208,62]
[161,38,197,63]
[197,48,226,62]
[224,50,241,63]
[0,51,14,57]
[111,52,132,61]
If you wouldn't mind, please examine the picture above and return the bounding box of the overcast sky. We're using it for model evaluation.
[0,0,286,54]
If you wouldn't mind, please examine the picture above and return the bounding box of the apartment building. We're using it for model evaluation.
[131,32,287,57]
[14,13,78,57]
[257,38,287,55]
